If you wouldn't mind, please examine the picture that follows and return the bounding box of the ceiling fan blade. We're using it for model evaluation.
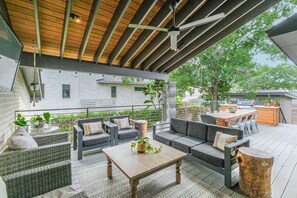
[170,35,178,51]
[128,24,168,32]
[179,13,226,31]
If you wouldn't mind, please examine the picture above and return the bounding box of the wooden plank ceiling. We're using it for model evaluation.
[4,0,281,73]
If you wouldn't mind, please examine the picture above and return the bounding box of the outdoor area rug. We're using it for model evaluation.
[76,161,230,198]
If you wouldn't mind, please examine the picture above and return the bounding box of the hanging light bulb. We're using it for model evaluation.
[74,72,78,77]
[59,70,61,73]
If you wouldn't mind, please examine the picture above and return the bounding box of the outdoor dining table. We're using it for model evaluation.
[210,109,258,127]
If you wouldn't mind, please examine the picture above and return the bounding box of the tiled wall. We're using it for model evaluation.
[0,69,30,151]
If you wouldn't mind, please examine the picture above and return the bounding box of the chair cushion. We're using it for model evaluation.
[191,143,236,168]
[213,132,238,151]
[78,118,103,134]
[83,133,110,147]
[172,136,205,153]
[0,176,7,198]
[207,124,243,143]
[187,121,208,141]
[114,118,131,130]
[170,118,188,135]
[154,131,185,146]
[118,128,138,140]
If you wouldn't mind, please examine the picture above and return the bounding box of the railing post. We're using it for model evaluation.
[132,106,134,119]
[87,108,89,118]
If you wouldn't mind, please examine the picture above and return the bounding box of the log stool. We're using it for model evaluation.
[237,147,274,198]
[135,120,147,137]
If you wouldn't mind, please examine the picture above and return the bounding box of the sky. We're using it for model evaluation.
[254,53,295,66]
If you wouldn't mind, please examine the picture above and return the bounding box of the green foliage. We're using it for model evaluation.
[14,114,28,126]
[169,1,297,111]
[143,80,165,109]
[43,112,51,123]
[131,136,162,153]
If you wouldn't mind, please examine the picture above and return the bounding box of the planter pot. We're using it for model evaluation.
[273,102,279,107]
[136,143,147,153]
[20,125,28,132]
[227,102,232,104]
[266,103,271,107]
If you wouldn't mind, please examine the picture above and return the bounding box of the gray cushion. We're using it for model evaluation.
[187,121,208,141]
[110,115,130,124]
[191,143,236,167]
[83,133,110,147]
[172,136,205,153]
[118,128,138,140]
[207,124,243,143]
[170,118,188,135]
[154,131,185,146]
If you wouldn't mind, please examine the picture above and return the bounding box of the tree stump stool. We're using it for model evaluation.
[237,147,274,198]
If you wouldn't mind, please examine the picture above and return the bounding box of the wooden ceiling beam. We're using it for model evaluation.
[142,0,227,71]
[0,0,11,26]
[107,0,158,65]
[33,0,41,56]
[165,0,282,73]
[157,0,264,73]
[120,0,181,67]
[131,0,207,69]
[94,0,131,63]
[78,0,102,61]
[60,0,73,59]
[150,0,246,71]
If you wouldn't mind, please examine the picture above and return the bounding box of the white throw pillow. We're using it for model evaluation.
[82,122,104,136]
[213,131,237,151]
[115,118,130,129]
[7,127,38,150]
[0,176,7,198]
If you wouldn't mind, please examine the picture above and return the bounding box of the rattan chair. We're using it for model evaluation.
[0,132,71,198]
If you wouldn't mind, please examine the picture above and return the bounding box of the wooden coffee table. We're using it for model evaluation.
[102,140,186,198]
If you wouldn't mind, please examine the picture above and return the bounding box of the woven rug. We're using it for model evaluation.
[76,161,230,198]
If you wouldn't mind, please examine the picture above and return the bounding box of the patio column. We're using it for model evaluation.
[163,81,177,121]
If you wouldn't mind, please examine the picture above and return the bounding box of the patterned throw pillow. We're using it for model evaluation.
[82,122,104,136]
[7,127,38,150]
[113,118,130,130]
[213,131,238,153]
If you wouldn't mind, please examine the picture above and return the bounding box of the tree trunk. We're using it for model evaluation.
[211,86,219,112]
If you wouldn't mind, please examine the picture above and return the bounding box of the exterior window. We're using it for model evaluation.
[134,87,145,92]
[62,84,70,98]
[41,83,45,98]
[111,86,116,98]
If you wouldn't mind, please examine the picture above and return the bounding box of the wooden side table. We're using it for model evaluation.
[237,147,274,198]
[135,120,147,137]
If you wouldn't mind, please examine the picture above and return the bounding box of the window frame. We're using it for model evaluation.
[62,84,70,99]
[111,86,117,98]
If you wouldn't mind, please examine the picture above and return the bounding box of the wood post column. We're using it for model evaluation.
[163,81,177,121]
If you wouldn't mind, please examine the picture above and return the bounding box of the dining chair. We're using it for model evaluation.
[244,114,254,136]
[240,115,250,137]
[251,112,259,134]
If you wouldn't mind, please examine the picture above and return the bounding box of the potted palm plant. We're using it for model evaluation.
[131,137,162,153]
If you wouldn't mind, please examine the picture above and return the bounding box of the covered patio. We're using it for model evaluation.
[0,0,293,198]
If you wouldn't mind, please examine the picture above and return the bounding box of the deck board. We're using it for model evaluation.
[71,123,297,198]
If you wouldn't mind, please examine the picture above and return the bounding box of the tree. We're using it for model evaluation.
[143,80,165,109]
[170,1,297,111]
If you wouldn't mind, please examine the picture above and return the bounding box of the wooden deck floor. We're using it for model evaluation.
[71,123,297,198]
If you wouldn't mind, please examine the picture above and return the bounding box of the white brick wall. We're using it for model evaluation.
[0,70,30,150]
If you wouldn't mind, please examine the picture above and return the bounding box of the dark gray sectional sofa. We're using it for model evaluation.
[153,118,250,188]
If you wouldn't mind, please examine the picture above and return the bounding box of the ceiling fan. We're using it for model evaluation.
[128,0,226,51]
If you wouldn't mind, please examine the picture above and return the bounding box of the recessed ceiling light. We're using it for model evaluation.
[70,13,81,23]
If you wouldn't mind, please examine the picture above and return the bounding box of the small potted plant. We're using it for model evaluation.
[43,112,51,128]
[131,137,162,153]
[14,113,29,131]
[227,95,232,104]
[263,99,270,106]
[30,115,44,128]
[229,107,237,113]
[273,99,280,107]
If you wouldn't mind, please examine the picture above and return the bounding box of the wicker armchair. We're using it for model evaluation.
[0,132,71,198]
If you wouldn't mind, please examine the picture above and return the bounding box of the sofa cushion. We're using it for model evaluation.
[78,118,103,134]
[207,124,243,143]
[154,131,185,146]
[82,122,104,136]
[170,118,188,135]
[191,143,236,168]
[83,133,110,147]
[187,121,208,141]
[0,176,7,198]
[7,127,38,150]
[172,136,205,153]
[118,128,138,140]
